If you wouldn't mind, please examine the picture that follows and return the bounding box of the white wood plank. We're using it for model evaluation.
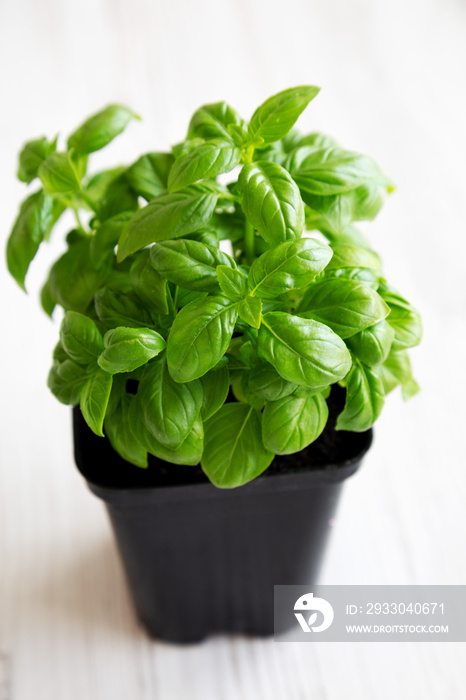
[1,0,465,697]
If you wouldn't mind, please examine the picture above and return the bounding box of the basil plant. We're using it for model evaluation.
[6,87,422,488]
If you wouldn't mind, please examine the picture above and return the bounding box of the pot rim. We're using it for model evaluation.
[72,407,373,506]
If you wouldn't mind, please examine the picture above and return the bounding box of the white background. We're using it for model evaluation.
[0,0,465,698]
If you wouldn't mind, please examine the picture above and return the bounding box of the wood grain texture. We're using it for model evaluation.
[1,0,465,697]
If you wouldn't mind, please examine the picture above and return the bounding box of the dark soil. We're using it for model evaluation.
[73,384,371,490]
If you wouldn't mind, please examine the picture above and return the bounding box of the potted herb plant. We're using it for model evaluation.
[6,86,422,643]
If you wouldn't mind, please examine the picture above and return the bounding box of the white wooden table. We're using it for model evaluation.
[1,0,465,697]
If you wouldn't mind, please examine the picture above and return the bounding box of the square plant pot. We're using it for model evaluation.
[72,394,372,644]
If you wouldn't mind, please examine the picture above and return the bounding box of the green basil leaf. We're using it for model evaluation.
[237,296,262,329]
[6,191,60,290]
[379,349,420,399]
[90,212,133,269]
[295,132,339,149]
[65,228,90,246]
[336,359,384,432]
[231,373,249,403]
[326,224,373,249]
[104,394,148,468]
[176,288,208,309]
[304,193,353,234]
[201,403,274,488]
[258,312,351,388]
[248,86,320,145]
[248,237,332,299]
[210,210,245,242]
[126,152,173,200]
[251,142,286,164]
[216,265,248,301]
[200,365,230,420]
[247,363,297,401]
[293,384,328,398]
[278,129,301,152]
[262,392,328,454]
[239,340,259,368]
[350,182,384,221]
[287,146,385,195]
[177,178,232,197]
[227,123,250,147]
[297,278,389,339]
[41,278,56,317]
[323,266,379,289]
[188,101,246,141]
[49,239,108,313]
[129,249,169,314]
[172,138,205,160]
[102,268,133,297]
[379,289,423,350]
[134,354,203,449]
[129,398,203,465]
[150,238,234,292]
[17,136,57,183]
[184,229,219,247]
[98,327,166,373]
[53,341,69,364]
[104,372,126,415]
[47,359,89,405]
[85,167,127,203]
[238,161,304,245]
[117,188,218,261]
[97,171,139,221]
[303,184,383,234]
[346,320,395,366]
[168,139,241,193]
[184,178,234,201]
[326,244,381,271]
[80,369,113,437]
[236,378,265,412]
[67,105,137,155]
[94,288,156,330]
[38,151,81,194]
[167,296,238,382]
[60,311,104,364]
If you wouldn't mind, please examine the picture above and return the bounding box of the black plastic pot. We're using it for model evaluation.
[73,400,372,644]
